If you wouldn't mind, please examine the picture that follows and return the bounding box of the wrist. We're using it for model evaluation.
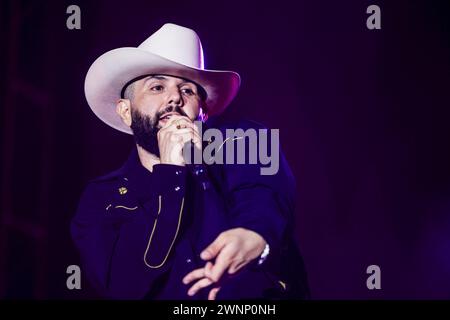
[159,156,185,166]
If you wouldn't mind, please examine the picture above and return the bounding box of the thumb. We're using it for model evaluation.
[201,233,227,260]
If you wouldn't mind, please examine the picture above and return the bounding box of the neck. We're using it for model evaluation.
[136,144,160,172]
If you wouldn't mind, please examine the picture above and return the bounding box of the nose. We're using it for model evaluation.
[167,86,183,107]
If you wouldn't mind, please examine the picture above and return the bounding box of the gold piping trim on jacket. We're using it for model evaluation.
[105,204,112,211]
[143,195,184,269]
[114,205,138,211]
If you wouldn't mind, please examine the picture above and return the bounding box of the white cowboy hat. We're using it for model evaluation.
[84,23,241,134]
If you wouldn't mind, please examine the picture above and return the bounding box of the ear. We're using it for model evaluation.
[116,99,132,127]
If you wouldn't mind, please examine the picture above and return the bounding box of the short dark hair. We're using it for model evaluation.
[123,81,135,100]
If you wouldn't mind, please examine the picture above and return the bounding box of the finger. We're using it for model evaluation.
[191,129,203,150]
[182,267,205,285]
[165,114,191,124]
[168,128,199,142]
[191,120,202,136]
[164,125,202,147]
[171,120,191,130]
[201,232,227,260]
[169,127,197,136]
[171,127,202,142]
[187,277,214,296]
[170,129,202,147]
[161,120,202,150]
[162,115,194,130]
[159,118,188,135]
[204,261,213,279]
[208,287,221,301]
[187,130,202,150]
[209,246,234,282]
[174,117,200,134]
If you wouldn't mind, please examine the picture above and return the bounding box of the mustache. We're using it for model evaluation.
[156,105,188,120]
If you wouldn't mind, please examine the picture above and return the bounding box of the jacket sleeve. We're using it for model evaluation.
[70,164,188,299]
[218,121,297,254]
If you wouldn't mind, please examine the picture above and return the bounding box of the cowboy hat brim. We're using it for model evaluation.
[85,47,241,134]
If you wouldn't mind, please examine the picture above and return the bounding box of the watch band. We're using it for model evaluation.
[257,244,270,266]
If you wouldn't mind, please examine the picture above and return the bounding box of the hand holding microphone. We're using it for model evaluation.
[157,115,202,166]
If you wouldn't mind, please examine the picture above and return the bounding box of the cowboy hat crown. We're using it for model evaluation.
[139,23,205,69]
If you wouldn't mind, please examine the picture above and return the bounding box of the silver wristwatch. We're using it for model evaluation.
[257,244,270,265]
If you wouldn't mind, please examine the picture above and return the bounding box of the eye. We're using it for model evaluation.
[181,88,196,95]
[150,85,164,91]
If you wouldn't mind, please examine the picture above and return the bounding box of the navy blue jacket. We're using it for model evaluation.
[71,121,309,300]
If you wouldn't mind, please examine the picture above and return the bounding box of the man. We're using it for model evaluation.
[71,23,309,300]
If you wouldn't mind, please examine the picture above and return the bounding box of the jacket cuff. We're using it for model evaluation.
[152,164,187,194]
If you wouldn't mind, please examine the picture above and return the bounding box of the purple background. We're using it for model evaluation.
[1,0,450,299]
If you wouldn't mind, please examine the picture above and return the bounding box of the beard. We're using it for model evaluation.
[130,108,160,157]
[130,104,187,157]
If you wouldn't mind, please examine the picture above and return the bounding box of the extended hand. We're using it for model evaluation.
[182,227,267,300]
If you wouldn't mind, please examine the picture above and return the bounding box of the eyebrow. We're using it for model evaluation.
[147,75,167,81]
[120,75,195,98]
[145,75,195,86]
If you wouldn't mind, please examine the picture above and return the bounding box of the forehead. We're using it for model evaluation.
[136,74,196,86]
